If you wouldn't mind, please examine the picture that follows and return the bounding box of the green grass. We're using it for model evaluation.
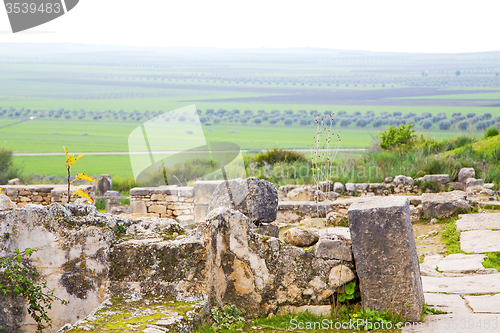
[14,154,134,177]
[482,252,500,271]
[440,217,464,255]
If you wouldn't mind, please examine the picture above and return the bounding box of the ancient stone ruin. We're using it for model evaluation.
[0,169,498,332]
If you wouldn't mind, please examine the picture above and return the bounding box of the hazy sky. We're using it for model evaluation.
[1,0,499,53]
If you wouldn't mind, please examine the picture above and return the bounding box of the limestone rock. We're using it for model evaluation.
[328,264,355,289]
[0,203,119,331]
[345,183,355,195]
[410,205,423,222]
[286,186,325,202]
[422,174,450,184]
[318,181,333,192]
[249,223,279,238]
[282,228,319,247]
[394,175,413,186]
[466,178,484,188]
[334,182,345,194]
[208,177,278,224]
[448,182,465,191]
[326,211,346,226]
[97,174,113,196]
[315,238,352,261]
[480,189,496,197]
[422,190,470,218]
[384,177,393,183]
[458,167,475,183]
[0,194,17,210]
[348,196,424,322]
[7,178,22,185]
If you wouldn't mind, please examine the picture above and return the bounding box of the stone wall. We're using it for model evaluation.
[129,181,225,228]
[0,184,96,207]
[129,185,195,228]
[1,201,357,332]
[0,203,120,333]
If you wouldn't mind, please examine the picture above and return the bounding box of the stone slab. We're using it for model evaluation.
[435,254,486,274]
[456,213,500,231]
[348,196,424,321]
[464,294,500,313]
[461,230,500,253]
[422,274,500,294]
[402,314,500,332]
[317,227,351,240]
[193,180,223,205]
[424,293,472,314]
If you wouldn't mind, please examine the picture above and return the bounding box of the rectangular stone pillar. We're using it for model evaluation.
[348,197,424,322]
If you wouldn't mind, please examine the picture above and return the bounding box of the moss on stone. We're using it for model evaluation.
[66,296,201,332]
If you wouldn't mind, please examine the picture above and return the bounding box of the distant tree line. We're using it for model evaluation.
[1,106,499,131]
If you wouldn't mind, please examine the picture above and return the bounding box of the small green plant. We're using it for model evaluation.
[94,199,105,211]
[379,123,416,151]
[482,252,500,272]
[0,248,67,332]
[211,305,245,331]
[2,232,9,239]
[485,126,499,139]
[338,281,360,302]
[422,303,447,320]
[115,224,127,234]
[441,217,463,255]
[418,179,440,193]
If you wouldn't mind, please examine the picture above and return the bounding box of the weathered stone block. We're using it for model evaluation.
[130,200,147,214]
[333,182,345,194]
[328,264,355,289]
[448,182,465,191]
[422,174,450,184]
[208,177,278,224]
[193,180,223,205]
[458,167,475,183]
[151,193,165,201]
[315,238,352,261]
[0,193,17,210]
[149,204,167,215]
[348,196,424,322]
[194,204,209,222]
[282,228,319,247]
[466,178,484,188]
[178,186,194,197]
[422,190,470,218]
[249,223,279,238]
[97,174,112,196]
[130,188,151,196]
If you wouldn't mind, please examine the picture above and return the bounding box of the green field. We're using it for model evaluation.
[1,43,500,179]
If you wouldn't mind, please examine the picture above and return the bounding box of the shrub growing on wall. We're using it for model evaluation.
[0,147,21,185]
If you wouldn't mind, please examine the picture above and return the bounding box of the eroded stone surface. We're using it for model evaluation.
[0,193,17,210]
[464,294,500,313]
[435,254,486,274]
[282,228,319,247]
[208,177,278,224]
[461,230,500,253]
[348,196,424,322]
[424,293,471,314]
[422,191,470,218]
[422,274,500,294]
[0,204,121,332]
[456,213,500,231]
